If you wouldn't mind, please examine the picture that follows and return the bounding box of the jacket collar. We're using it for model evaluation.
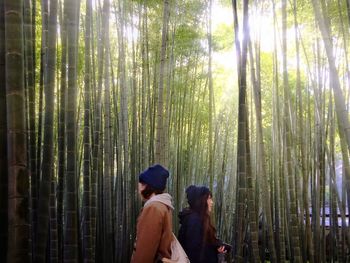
[144,193,174,210]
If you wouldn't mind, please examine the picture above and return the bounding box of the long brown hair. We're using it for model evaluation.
[190,191,217,244]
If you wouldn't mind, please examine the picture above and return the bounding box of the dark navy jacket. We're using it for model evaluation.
[178,208,221,263]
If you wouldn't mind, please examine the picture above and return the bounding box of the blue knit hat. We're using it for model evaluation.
[139,164,169,191]
[185,185,210,208]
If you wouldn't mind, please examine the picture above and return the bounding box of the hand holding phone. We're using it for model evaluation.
[221,242,232,252]
[217,246,226,253]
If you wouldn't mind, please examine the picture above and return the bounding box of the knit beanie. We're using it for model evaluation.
[139,164,169,191]
[185,185,210,208]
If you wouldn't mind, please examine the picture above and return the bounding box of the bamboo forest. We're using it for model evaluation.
[1,0,350,262]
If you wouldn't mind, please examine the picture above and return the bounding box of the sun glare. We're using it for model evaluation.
[211,1,236,106]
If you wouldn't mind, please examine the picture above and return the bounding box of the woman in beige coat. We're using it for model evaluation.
[131,164,174,263]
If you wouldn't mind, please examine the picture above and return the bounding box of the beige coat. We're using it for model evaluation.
[131,193,174,263]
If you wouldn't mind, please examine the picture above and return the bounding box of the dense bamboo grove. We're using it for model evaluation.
[0,0,350,262]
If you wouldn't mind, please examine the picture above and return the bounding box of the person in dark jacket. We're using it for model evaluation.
[178,185,227,263]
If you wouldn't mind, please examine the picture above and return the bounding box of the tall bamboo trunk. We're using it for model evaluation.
[312,39,326,263]
[0,0,8,259]
[155,0,170,166]
[82,0,92,262]
[232,0,243,259]
[282,0,301,261]
[35,0,58,261]
[271,3,285,259]
[36,0,49,195]
[207,0,215,189]
[130,4,139,252]
[245,117,260,263]
[241,5,259,261]
[5,0,31,262]
[23,0,36,258]
[57,3,67,261]
[34,0,49,249]
[64,0,80,261]
[50,173,58,263]
[233,0,252,261]
[140,2,149,170]
[346,0,350,26]
[91,3,103,260]
[102,0,113,261]
[328,102,339,263]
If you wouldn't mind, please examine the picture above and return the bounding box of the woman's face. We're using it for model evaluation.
[138,182,146,198]
[207,195,214,213]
